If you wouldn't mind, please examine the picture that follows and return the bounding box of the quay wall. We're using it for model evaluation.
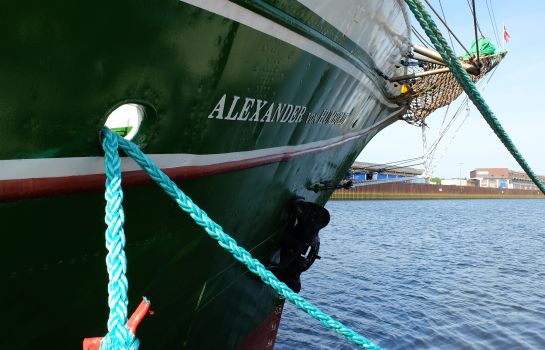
[331,182,545,200]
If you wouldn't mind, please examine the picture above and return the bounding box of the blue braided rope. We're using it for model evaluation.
[101,128,382,350]
[100,130,139,350]
[405,0,545,195]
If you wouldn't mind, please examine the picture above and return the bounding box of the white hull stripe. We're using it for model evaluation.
[0,110,403,181]
[179,0,397,108]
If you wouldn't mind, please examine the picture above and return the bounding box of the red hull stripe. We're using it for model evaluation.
[0,109,404,202]
[236,300,285,350]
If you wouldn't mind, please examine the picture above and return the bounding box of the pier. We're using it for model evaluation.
[331,182,545,200]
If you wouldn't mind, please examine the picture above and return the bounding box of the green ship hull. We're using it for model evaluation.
[1,0,410,348]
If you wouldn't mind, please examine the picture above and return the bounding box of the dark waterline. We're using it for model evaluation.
[275,199,545,350]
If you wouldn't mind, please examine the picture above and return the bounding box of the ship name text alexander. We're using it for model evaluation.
[208,94,350,125]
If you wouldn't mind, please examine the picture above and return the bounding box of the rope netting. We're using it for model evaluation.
[403,51,506,125]
[405,0,545,194]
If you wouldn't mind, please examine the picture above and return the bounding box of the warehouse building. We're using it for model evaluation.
[348,162,424,183]
[470,168,545,190]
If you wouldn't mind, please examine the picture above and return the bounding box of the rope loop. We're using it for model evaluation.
[102,129,131,346]
[84,130,149,350]
[100,127,382,350]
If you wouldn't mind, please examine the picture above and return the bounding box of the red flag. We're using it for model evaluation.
[503,24,511,43]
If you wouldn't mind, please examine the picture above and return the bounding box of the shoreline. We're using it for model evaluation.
[331,182,545,200]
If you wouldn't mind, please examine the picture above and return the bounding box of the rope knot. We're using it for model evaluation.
[83,298,151,350]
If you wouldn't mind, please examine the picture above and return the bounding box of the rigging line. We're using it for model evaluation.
[375,162,425,172]
[438,103,451,134]
[411,26,433,48]
[429,101,471,174]
[419,64,499,177]
[377,156,424,165]
[362,161,425,174]
[466,0,485,38]
[485,0,501,46]
[369,158,424,168]
[351,176,421,187]
[423,0,472,58]
[489,0,501,46]
[426,68,497,162]
[437,0,456,53]
[393,65,493,175]
[425,95,469,156]
[428,67,499,173]
[471,0,481,66]
[424,97,469,174]
[424,101,468,170]
[424,109,460,167]
[355,156,425,171]
[415,95,471,171]
[411,27,429,48]
[486,0,500,46]
[415,93,463,161]
[422,125,432,177]
[421,124,428,163]
[356,157,425,171]
[484,65,499,86]
[388,69,499,176]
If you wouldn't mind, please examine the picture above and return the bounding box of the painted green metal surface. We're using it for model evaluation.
[231,0,391,81]
[4,140,391,348]
[0,0,401,160]
[1,0,408,348]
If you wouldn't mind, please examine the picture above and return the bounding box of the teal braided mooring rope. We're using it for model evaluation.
[405,0,545,195]
[100,128,382,350]
[100,130,139,350]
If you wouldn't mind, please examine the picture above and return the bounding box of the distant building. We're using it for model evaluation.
[349,162,424,183]
[441,179,468,186]
[470,168,545,190]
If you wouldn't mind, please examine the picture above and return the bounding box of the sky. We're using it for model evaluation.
[357,0,545,179]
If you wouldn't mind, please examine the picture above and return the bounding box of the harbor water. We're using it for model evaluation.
[275,199,545,349]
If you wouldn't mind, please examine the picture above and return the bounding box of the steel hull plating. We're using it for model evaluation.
[1,0,409,348]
